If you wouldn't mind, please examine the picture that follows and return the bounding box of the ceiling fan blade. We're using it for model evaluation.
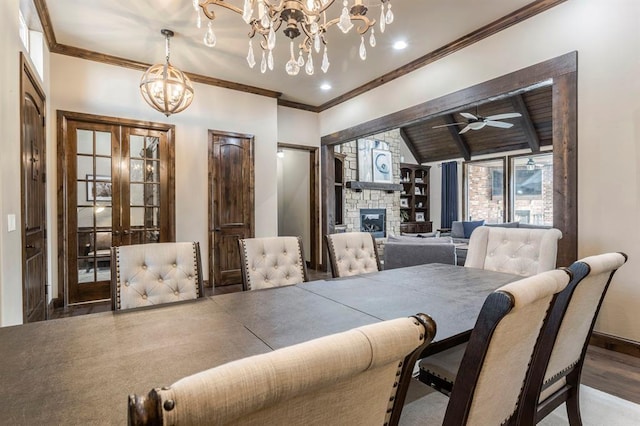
[485,120,514,129]
[432,122,466,129]
[460,112,477,120]
[485,112,522,120]
[459,125,472,134]
[469,121,486,130]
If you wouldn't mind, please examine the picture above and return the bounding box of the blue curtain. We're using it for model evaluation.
[440,161,458,229]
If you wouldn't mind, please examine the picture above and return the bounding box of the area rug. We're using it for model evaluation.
[539,385,640,425]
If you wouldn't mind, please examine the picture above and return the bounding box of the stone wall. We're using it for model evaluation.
[335,129,402,244]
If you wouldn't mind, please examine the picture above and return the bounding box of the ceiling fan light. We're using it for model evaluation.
[469,122,486,130]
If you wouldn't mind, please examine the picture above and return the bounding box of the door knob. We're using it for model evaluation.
[214,228,221,232]
[123,230,131,235]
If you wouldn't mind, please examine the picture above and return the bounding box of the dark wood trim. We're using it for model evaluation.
[345,181,402,192]
[321,52,575,146]
[33,0,56,49]
[445,115,471,161]
[321,145,335,271]
[511,94,541,152]
[317,0,568,112]
[590,332,640,359]
[277,99,319,113]
[51,44,281,99]
[321,53,578,268]
[277,143,321,270]
[56,110,174,132]
[399,127,423,164]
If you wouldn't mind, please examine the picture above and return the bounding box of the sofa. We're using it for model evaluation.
[382,234,457,269]
[396,221,553,266]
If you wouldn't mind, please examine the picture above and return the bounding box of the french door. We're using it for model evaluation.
[58,112,175,304]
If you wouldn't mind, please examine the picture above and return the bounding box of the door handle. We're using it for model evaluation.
[26,244,35,249]
[113,230,120,236]
[214,228,221,232]
[123,230,131,235]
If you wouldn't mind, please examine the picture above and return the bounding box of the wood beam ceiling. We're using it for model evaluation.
[511,94,541,152]
[399,127,423,164]
[444,115,471,160]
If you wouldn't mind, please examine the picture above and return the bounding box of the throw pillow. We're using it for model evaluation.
[451,221,465,238]
[463,220,485,238]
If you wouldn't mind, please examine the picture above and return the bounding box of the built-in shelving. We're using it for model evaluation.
[400,163,432,234]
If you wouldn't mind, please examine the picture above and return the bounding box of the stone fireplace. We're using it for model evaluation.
[334,129,402,241]
[360,208,386,238]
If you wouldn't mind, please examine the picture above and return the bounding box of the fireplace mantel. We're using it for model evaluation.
[346,181,403,193]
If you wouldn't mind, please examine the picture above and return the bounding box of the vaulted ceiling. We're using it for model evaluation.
[399,84,552,163]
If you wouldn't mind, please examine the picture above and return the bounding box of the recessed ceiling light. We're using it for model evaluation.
[320,83,332,91]
[393,40,408,50]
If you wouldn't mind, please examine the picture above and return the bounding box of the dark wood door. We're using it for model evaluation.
[59,112,175,304]
[209,131,254,286]
[21,56,47,323]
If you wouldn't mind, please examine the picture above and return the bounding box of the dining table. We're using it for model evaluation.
[0,263,518,425]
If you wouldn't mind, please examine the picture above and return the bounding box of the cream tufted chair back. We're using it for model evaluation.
[111,242,203,310]
[129,314,436,426]
[325,232,381,278]
[238,236,308,291]
[465,226,563,276]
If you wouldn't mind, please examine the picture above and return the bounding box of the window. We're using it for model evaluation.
[510,153,553,225]
[19,10,29,49]
[463,158,505,223]
[463,152,553,225]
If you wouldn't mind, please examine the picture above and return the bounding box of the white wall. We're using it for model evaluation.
[277,106,320,147]
[48,54,279,298]
[319,0,640,342]
[277,149,311,261]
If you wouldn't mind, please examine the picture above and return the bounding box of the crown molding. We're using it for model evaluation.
[34,0,566,111]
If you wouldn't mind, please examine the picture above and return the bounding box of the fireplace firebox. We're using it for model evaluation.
[360,209,386,238]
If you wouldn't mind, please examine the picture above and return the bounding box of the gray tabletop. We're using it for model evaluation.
[0,263,518,425]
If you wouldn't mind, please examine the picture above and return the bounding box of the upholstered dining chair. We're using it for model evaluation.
[465,226,563,276]
[238,236,308,291]
[111,242,203,310]
[417,252,627,425]
[399,268,572,425]
[520,252,627,424]
[128,313,436,426]
[324,232,381,278]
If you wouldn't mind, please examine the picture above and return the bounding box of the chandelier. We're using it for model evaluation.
[193,0,394,76]
[140,29,195,116]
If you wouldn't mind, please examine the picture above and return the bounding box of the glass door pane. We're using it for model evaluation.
[510,153,553,225]
[68,121,117,303]
[125,130,165,246]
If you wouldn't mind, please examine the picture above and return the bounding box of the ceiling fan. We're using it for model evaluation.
[434,111,522,134]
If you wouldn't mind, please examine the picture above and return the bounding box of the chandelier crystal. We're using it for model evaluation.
[140,29,194,116]
[196,0,393,76]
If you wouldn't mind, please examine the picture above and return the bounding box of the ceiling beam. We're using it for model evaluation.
[399,127,423,164]
[444,115,471,160]
[511,94,540,152]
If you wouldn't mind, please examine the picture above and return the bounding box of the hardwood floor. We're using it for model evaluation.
[50,268,640,405]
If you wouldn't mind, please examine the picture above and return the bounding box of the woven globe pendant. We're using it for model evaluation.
[140,29,194,117]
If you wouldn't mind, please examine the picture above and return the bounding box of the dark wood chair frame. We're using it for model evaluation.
[418,253,627,425]
[237,236,309,291]
[324,232,382,278]
[443,276,559,426]
[127,313,437,426]
[519,252,628,425]
[110,242,204,311]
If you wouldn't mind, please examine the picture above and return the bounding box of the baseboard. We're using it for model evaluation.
[47,298,63,319]
[590,331,640,358]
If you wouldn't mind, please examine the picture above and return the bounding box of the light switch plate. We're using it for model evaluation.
[7,214,16,232]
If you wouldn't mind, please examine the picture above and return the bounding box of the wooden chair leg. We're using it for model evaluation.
[565,373,583,426]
